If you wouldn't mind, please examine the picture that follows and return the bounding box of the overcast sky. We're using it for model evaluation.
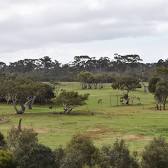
[0,0,168,64]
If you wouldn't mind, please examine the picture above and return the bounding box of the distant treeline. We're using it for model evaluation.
[0,54,167,81]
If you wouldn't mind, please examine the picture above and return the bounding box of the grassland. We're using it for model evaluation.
[0,82,168,152]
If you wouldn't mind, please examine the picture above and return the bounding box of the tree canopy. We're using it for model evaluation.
[55,90,89,114]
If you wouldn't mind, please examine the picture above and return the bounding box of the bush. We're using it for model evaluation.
[0,132,6,148]
[7,128,39,167]
[54,146,65,168]
[61,134,99,168]
[0,150,15,168]
[99,139,139,168]
[17,144,56,168]
[141,137,168,168]
[7,128,38,152]
[61,150,84,168]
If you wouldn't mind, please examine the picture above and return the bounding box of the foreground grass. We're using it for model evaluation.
[0,82,168,152]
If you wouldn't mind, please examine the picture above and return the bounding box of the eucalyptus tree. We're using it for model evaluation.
[55,90,89,114]
[149,77,168,110]
[112,77,141,104]
[78,71,94,89]
[0,78,55,114]
[154,81,168,110]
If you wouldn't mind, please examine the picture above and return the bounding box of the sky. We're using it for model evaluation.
[0,0,168,64]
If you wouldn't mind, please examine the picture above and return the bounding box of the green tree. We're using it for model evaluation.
[55,90,89,114]
[40,56,53,70]
[0,78,55,114]
[148,77,160,93]
[155,81,168,110]
[148,78,168,110]
[78,71,94,89]
[112,77,140,93]
[112,77,141,104]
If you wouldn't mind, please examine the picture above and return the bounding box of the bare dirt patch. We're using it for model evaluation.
[122,134,152,141]
[34,128,50,134]
[22,126,67,134]
[84,125,112,139]
[0,117,10,124]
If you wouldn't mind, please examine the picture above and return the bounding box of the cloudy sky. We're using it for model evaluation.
[0,0,168,64]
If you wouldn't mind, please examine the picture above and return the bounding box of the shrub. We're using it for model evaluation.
[99,139,139,168]
[7,128,39,167]
[61,134,99,168]
[7,127,38,152]
[0,132,6,148]
[61,150,84,168]
[141,137,168,168]
[0,150,16,168]
[54,146,65,168]
[17,144,56,168]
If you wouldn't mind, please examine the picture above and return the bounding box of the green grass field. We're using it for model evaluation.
[0,82,168,152]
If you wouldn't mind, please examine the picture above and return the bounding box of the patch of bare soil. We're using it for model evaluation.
[19,126,49,134]
[122,134,152,141]
[34,128,50,134]
[84,125,112,139]
[84,125,152,142]
[22,126,67,134]
[0,117,10,124]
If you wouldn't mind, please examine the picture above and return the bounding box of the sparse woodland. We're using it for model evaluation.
[0,55,168,168]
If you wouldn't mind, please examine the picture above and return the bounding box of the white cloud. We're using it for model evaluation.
[0,0,167,62]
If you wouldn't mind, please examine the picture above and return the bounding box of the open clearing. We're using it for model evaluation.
[0,82,168,152]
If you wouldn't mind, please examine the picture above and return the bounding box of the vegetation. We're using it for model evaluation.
[0,76,55,114]
[0,55,158,81]
[55,90,89,114]
[148,77,168,110]
[0,56,168,167]
[112,77,141,105]
[99,139,139,168]
[78,71,115,89]
[0,132,6,148]
[2,128,168,168]
[0,81,167,149]
[0,150,15,168]
[141,137,168,168]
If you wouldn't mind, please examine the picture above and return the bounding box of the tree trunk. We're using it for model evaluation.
[13,101,25,114]
[159,104,162,111]
[25,96,36,110]
[156,104,159,110]
[63,104,73,114]
[163,104,166,110]
[18,118,22,131]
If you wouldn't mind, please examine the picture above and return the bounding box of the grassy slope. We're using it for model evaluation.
[0,82,168,152]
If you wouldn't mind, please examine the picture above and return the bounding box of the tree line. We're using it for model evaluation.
[0,54,164,81]
[0,127,168,168]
